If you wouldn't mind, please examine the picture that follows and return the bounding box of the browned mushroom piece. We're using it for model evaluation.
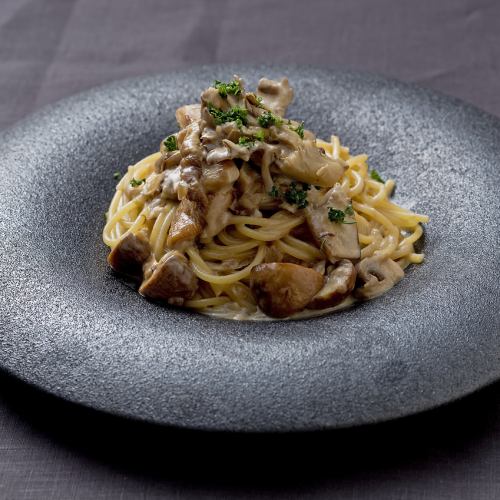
[355,255,405,300]
[308,259,356,309]
[202,160,240,193]
[306,184,361,262]
[175,104,201,129]
[201,188,234,242]
[107,232,151,280]
[249,263,325,318]
[139,250,198,304]
[166,199,205,250]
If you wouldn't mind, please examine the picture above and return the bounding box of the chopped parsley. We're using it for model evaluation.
[214,79,241,98]
[238,136,255,147]
[254,129,265,141]
[284,181,309,209]
[113,171,121,180]
[327,205,356,224]
[290,121,304,139]
[207,103,248,128]
[163,134,177,151]
[268,182,310,208]
[130,178,146,187]
[345,204,354,216]
[258,111,283,128]
[269,185,281,198]
[370,169,385,183]
[255,95,264,107]
[239,129,266,147]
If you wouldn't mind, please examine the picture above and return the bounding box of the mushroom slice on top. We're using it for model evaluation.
[175,104,201,129]
[306,184,361,262]
[107,232,151,280]
[139,250,198,304]
[355,255,404,300]
[308,260,356,309]
[256,78,294,117]
[249,263,324,318]
[280,140,346,187]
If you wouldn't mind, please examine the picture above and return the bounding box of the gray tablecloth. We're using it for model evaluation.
[1,0,499,498]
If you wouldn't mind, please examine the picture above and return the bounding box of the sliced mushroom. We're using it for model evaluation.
[206,139,253,164]
[256,77,294,117]
[155,150,181,173]
[202,160,240,193]
[175,104,201,129]
[306,184,361,262]
[355,255,404,300]
[308,260,356,309]
[281,140,346,187]
[200,188,234,242]
[107,232,151,280]
[167,199,204,250]
[139,250,198,304]
[249,263,324,318]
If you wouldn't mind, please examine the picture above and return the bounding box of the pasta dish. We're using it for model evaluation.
[103,77,428,319]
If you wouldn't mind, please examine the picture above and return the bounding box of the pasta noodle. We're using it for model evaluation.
[103,77,429,320]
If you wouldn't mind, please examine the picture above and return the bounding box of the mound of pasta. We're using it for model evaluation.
[103,77,428,319]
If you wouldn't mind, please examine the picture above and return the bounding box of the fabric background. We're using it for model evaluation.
[1,0,499,498]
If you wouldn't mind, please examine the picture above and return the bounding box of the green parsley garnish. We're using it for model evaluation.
[290,121,304,139]
[207,103,248,128]
[130,178,146,187]
[254,129,265,141]
[238,136,255,147]
[113,172,121,180]
[255,95,264,107]
[370,169,385,183]
[163,134,177,151]
[214,79,241,98]
[258,111,283,128]
[327,205,356,224]
[284,181,309,209]
[269,185,281,198]
[268,182,310,208]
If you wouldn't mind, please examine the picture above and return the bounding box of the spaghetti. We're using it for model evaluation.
[103,77,428,320]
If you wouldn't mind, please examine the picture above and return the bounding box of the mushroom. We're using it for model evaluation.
[155,150,181,173]
[256,77,294,117]
[234,163,265,215]
[139,250,198,304]
[355,255,404,300]
[200,188,234,242]
[175,104,201,129]
[308,260,356,309]
[167,199,205,250]
[306,184,361,262]
[107,232,151,280]
[280,140,346,187]
[249,263,324,318]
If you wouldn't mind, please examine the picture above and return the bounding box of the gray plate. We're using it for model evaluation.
[0,65,499,432]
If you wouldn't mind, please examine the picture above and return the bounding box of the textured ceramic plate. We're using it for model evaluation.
[0,65,499,431]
